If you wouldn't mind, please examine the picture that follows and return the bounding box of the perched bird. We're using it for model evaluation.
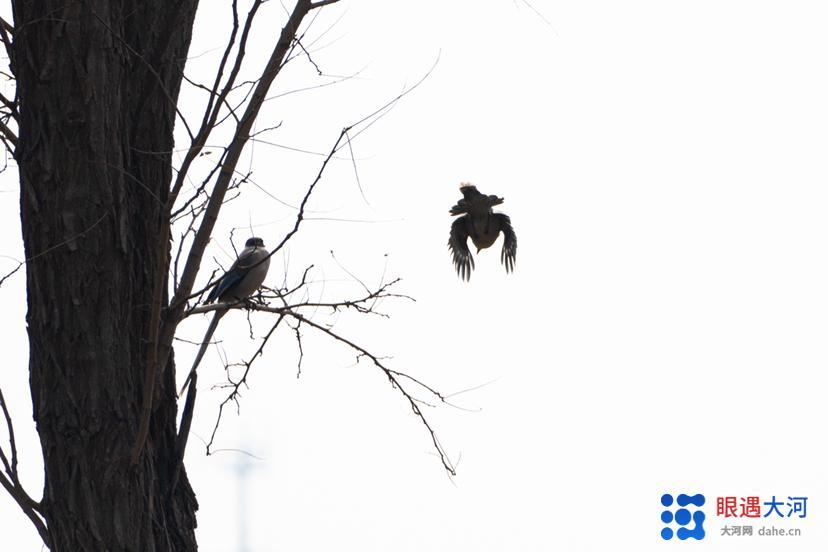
[448,183,517,280]
[205,237,271,304]
[179,237,271,395]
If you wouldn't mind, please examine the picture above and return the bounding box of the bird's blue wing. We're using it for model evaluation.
[206,246,266,303]
[206,266,244,303]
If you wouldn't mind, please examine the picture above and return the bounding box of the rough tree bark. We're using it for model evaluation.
[12,1,199,549]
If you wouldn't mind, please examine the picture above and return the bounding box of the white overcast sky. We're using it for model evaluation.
[2,1,828,551]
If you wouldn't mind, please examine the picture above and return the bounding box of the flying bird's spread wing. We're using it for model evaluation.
[448,216,475,281]
[495,213,517,273]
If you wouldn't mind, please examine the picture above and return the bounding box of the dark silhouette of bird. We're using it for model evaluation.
[179,237,270,395]
[448,183,517,280]
[205,237,270,304]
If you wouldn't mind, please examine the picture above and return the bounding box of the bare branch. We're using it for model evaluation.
[205,314,285,451]
[295,39,322,75]
[285,310,456,475]
[173,219,200,293]
[196,272,452,475]
[332,53,440,153]
[293,321,304,377]
[265,68,363,102]
[167,123,347,316]
[310,0,342,8]
[514,0,557,29]
[0,91,18,118]
[0,16,12,34]
[0,261,23,289]
[169,0,264,204]
[343,129,368,206]
[0,116,12,159]
[170,149,228,220]
[164,0,319,325]
[0,473,49,547]
[0,17,14,74]
[135,0,296,463]
[168,54,440,315]
[174,101,453,472]
[141,0,445,477]
[0,388,49,546]
[0,388,19,481]
[0,119,17,150]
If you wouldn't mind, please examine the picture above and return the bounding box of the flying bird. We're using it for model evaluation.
[448,183,517,280]
[179,237,271,395]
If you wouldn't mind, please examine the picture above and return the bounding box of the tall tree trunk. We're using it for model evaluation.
[12,1,200,549]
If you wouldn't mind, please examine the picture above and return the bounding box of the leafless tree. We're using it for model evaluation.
[0,1,453,549]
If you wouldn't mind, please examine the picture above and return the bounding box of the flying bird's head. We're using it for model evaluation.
[245,237,265,248]
[453,183,504,215]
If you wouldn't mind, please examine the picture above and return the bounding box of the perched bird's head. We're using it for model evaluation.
[245,237,265,248]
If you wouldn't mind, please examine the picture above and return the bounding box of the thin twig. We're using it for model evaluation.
[200,276,453,475]
[205,314,285,451]
[287,311,456,475]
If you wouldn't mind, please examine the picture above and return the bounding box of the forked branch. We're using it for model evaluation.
[0,388,49,546]
[197,274,457,476]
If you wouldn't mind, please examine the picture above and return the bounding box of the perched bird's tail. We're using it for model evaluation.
[178,308,228,396]
[171,306,228,495]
